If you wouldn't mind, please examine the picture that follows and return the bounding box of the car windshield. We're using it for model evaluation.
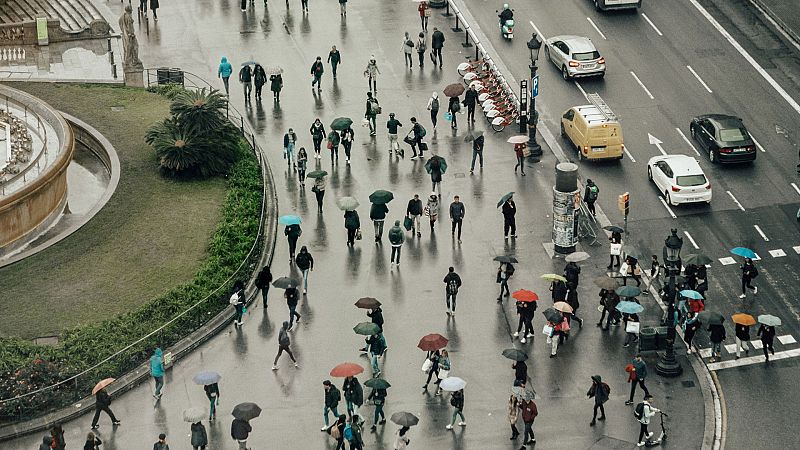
[719,127,748,142]
[676,174,707,187]
[573,51,600,61]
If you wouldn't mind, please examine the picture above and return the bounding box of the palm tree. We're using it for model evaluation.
[145,118,238,178]
[169,88,229,134]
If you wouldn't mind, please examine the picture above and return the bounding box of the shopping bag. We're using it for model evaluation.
[438,369,450,379]
[626,321,640,334]
[403,216,413,231]
[430,51,436,63]
[542,324,554,336]
[619,262,629,277]
[444,112,453,122]
[356,229,362,240]
[523,147,532,157]
[610,243,622,256]
[421,358,433,373]
[361,118,370,128]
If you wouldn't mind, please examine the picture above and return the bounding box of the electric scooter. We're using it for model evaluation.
[645,411,668,447]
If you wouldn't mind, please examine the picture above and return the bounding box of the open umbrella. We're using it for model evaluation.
[493,255,518,264]
[192,371,221,385]
[354,297,381,309]
[757,314,781,326]
[565,252,590,262]
[418,333,449,351]
[183,407,207,423]
[622,247,642,261]
[511,386,535,401]
[512,289,538,302]
[683,253,712,266]
[354,322,381,336]
[369,190,394,205]
[542,307,563,323]
[337,197,360,211]
[425,155,448,174]
[616,285,641,298]
[506,135,528,144]
[593,276,618,290]
[278,215,301,226]
[502,348,528,361]
[464,130,484,142]
[730,247,756,259]
[364,378,392,389]
[439,376,467,391]
[232,402,262,421]
[541,274,567,283]
[697,311,725,325]
[390,411,419,427]
[497,192,514,208]
[272,276,300,289]
[603,225,625,233]
[92,378,115,395]
[732,313,756,326]
[443,83,465,97]
[265,66,283,75]
[330,362,364,378]
[679,290,704,300]
[615,301,644,314]
[553,301,574,313]
[306,170,328,179]
[240,60,258,66]
[330,117,353,131]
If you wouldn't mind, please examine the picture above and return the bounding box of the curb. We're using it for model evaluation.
[748,0,800,49]
[446,1,721,449]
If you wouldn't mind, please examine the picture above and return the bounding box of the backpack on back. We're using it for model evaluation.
[369,99,381,115]
[587,185,599,201]
[633,402,645,420]
[447,279,459,295]
[431,97,439,111]
[343,424,354,440]
[418,124,427,137]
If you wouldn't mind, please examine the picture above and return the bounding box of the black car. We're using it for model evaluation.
[689,114,756,163]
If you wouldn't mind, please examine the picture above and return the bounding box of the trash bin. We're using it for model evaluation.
[654,326,669,350]
[638,326,657,352]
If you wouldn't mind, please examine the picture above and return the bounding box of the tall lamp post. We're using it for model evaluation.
[526,33,542,157]
[657,228,684,377]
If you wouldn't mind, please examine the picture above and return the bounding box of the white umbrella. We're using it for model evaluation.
[507,135,528,144]
[565,252,590,263]
[183,406,207,423]
[439,376,467,392]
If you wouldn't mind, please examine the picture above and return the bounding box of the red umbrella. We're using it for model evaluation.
[443,83,465,98]
[417,333,449,351]
[512,289,538,302]
[330,362,364,378]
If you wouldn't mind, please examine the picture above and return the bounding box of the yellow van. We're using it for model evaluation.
[560,93,624,161]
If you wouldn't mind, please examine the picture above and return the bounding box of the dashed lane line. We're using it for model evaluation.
[686,65,713,93]
[718,256,736,265]
[726,190,745,211]
[623,147,636,163]
[779,335,797,345]
[630,71,654,100]
[659,197,677,218]
[676,127,701,157]
[529,20,546,40]
[684,230,700,249]
[768,249,786,258]
[791,183,800,196]
[587,17,606,40]
[751,135,766,153]
[754,225,770,241]
[794,246,800,254]
[641,13,663,36]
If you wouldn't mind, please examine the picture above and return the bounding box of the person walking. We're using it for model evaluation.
[497,262,515,301]
[446,389,466,430]
[285,286,301,330]
[463,85,478,123]
[297,147,308,187]
[584,179,599,217]
[152,433,169,450]
[365,92,380,136]
[597,289,617,329]
[514,143,526,175]
[424,192,439,231]
[734,322,751,359]
[254,265,272,308]
[416,32,427,68]
[344,209,361,246]
[270,72,283,102]
[622,256,642,287]
[519,396,537,445]
[449,195,465,242]
[508,387,521,440]
[272,321,299,369]
[312,174,326,213]
[327,130,341,162]
[403,32,415,68]
[422,349,441,390]
[501,195,517,238]
[682,311,700,353]
[470,133,484,174]
[343,376,364,418]
[625,354,651,404]
[757,323,776,362]
[370,201,389,243]
[238,64,252,103]
[284,223,302,260]
[83,432,102,450]
[513,301,535,343]
[338,0,347,16]
[513,360,528,385]
[643,255,661,295]
[418,0,429,31]
[587,375,609,426]
[407,117,426,158]
[50,424,66,450]
[388,220,405,265]
[229,281,246,327]
[253,64,267,101]
[203,381,220,421]
[738,257,758,298]
[310,118,326,159]
[300,0,309,13]
[367,386,388,431]
[90,387,120,429]
[443,266,462,316]
[566,283,584,327]
[149,347,165,400]
[345,415,365,450]
[435,350,451,395]
[394,426,411,449]
[330,414,347,449]
[426,91,440,130]
[386,112,403,156]
[708,322,726,362]
[39,434,53,450]
[230,417,251,450]
[406,194,422,237]
[429,156,444,194]
[551,279,567,302]
[190,421,208,450]
[218,57,233,95]
[431,27,445,68]
[608,230,622,269]
[295,246,314,294]
[635,395,659,447]
[364,56,381,93]
[367,332,387,377]
[327,46,341,79]
[322,380,342,431]
[623,312,640,347]
[340,125,354,164]
[283,127,297,168]
[447,95,460,129]
[149,0,158,20]
[310,56,324,92]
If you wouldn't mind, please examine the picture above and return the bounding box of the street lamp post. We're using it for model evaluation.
[657,228,684,377]
[526,33,542,157]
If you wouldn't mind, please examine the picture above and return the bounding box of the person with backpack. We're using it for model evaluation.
[327,46,341,79]
[426,91,440,130]
[218,56,233,95]
[518,396,537,445]
[367,386,388,431]
[238,64,253,103]
[272,321,299,370]
[321,380,342,431]
[424,192,439,231]
[230,417,252,450]
[584,179,599,217]
[634,395,659,447]
[310,56,324,92]
[388,220,405,265]
[406,194,423,237]
[344,415,365,449]
[407,117,427,159]
[365,92,380,136]
[708,322,726,363]
[285,286,301,330]
[501,195,517,238]
[445,389,465,430]
[254,264,272,308]
[203,381,220,421]
[367,332,387,377]
[587,375,610,426]
[625,354,651,404]
[497,262,515,301]
[284,223,302,261]
[343,376,364,418]
[295,246,314,294]
[270,72,283,102]
[738,257,758,298]
[344,209,360,246]
[443,266,462,316]
[327,130,341,162]
[149,347,165,400]
[386,113,403,156]
[757,323,776,362]
[403,32,414,68]
[431,27,445,68]
[447,95,461,129]
[370,201,389,243]
[449,195,465,243]
[341,125,355,164]
[470,133,484,173]
[310,118,326,159]
[416,32,427,67]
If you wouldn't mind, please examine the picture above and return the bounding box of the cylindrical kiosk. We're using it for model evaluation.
[552,162,578,254]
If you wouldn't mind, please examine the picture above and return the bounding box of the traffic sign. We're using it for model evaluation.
[532,74,539,98]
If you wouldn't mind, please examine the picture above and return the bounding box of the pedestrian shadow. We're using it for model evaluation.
[233,325,248,357]
[445,317,460,353]
[314,209,328,249]
[257,307,274,341]
[346,245,363,280]
[426,228,439,264]
[260,9,272,33]
[300,13,311,35]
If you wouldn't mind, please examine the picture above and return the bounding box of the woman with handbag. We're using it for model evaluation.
[327,130,341,162]
[310,118,326,159]
[312,175,326,213]
[608,231,622,269]
[623,256,642,287]
[434,350,451,396]
[545,320,561,358]
[447,95,460,129]
[514,143,527,175]
[507,386,521,440]
[422,349,441,390]
[344,209,361,246]
[423,193,439,231]
[623,312,640,348]
[297,147,308,187]
[418,0,429,31]
[341,126,354,164]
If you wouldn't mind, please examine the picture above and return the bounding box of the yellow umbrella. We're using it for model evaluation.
[541,274,567,282]
[732,313,756,326]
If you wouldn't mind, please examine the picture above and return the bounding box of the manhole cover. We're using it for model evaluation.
[111,106,124,112]
[681,380,695,388]
[454,172,465,178]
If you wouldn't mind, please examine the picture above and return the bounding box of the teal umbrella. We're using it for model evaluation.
[679,290,703,300]
[330,117,353,131]
[730,247,756,259]
[615,301,644,314]
[369,190,394,205]
[278,215,301,226]
[497,192,514,208]
[616,286,641,298]
[353,322,381,336]
[306,170,328,179]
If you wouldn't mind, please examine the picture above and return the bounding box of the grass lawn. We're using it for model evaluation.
[0,83,227,339]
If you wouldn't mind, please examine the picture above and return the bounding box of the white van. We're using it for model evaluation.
[592,0,641,11]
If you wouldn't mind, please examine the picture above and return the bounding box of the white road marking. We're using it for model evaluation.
[726,190,745,211]
[689,0,800,116]
[754,225,770,241]
[707,348,800,371]
[792,183,800,196]
[718,257,736,265]
[794,245,800,254]
[648,133,667,156]
[752,253,761,261]
[574,81,589,101]
[658,197,677,218]
[768,249,786,258]
[686,65,713,93]
[624,147,636,163]
[529,20,546,40]
[587,17,607,40]
[676,127,701,157]
[683,230,700,249]
[641,13,663,36]
[751,136,766,153]
[778,335,797,345]
[630,71,654,100]
[751,340,763,349]
[698,348,712,358]
[724,343,738,354]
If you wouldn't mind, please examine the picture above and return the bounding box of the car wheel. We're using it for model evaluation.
[577,147,585,161]
[709,149,717,164]
[562,66,570,81]
[666,191,674,206]
[594,0,601,11]
[647,166,653,181]
[598,71,605,79]
[544,46,550,63]
[560,122,566,137]
[690,124,697,140]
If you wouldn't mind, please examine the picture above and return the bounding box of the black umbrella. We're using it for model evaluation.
[493,255,519,263]
[232,402,262,420]
[502,348,528,362]
[697,311,725,325]
[272,276,300,289]
[390,411,419,427]
[603,225,625,234]
[354,297,381,309]
[464,130,484,142]
[683,253,713,266]
[542,307,563,323]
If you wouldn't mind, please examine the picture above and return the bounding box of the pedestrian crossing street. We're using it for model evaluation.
[696,334,799,371]
[716,244,800,265]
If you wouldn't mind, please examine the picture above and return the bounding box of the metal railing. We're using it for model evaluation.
[0,96,53,197]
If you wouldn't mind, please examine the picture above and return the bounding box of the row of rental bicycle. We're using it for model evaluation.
[457,58,519,131]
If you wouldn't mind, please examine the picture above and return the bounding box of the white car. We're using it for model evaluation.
[647,155,712,205]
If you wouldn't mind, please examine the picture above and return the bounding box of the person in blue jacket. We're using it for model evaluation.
[150,347,165,399]
[218,57,233,95]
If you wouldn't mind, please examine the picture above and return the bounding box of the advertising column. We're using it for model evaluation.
[552,162,578,254]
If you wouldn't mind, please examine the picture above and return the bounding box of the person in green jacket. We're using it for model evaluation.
[328,130,341,162]
[388,220,405,265]
[370,202,389,243]
[367,387,388,431]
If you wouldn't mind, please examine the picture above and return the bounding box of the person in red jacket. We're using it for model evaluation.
[519,397,538,445]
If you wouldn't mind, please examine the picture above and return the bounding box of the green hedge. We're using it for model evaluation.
[0,142,262,421]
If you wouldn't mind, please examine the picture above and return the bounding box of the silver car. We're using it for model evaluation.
[544,35,606,80]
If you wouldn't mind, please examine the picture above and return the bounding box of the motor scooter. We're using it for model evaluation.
[497,9,514,39]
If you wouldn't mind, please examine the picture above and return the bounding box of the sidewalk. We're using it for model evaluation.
[749,0,800,45]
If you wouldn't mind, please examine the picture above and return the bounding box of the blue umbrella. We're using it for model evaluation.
[279,215,301,226]
[679,290,703,300]
[615,285,641,298]
[192,371,222,385]
[730,247,756,259]
[616,301,644,314]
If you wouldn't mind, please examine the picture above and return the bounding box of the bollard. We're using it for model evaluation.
[553,163,579,254]
[442,2,452,17]
[112,63,117,79]
[452,16,462,33]
[463,29,472,48]
[107,38,112,52]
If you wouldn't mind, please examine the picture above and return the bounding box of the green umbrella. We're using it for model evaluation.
[757,314,781,326]
[616,285,641,298]
[369,190,394,205]
[330,117,353,131]
[306,170,328,179]
[364,378,391,389]
[425,155,448,174]
[683,253,712,266]
[497,192,514,208]
[464,130,484,142]
[390,411,419,427]
[353,322,381,335]
[697,311,724,325]
[337,196,360,211]
[502,348,528,362]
